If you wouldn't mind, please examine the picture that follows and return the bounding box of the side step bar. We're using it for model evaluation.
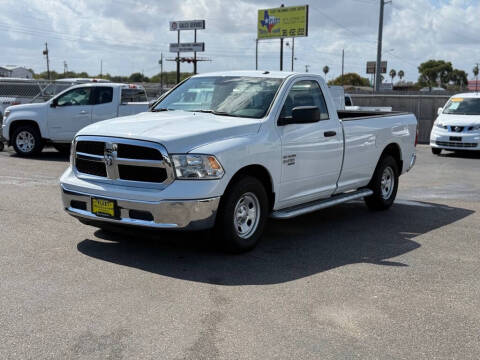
[270,189,373,220]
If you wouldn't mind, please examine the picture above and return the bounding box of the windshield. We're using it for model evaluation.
[443,97,480,115]
[153,76,283,118]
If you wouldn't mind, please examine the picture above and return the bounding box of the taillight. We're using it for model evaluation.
[12,101,20,106]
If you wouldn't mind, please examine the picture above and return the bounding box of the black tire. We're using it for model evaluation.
[214,176,269,253]
[364,155,399,211]
[12,125,44,157]
[0,142,4,151]
[53,143,71,154]
[431,147,442,155]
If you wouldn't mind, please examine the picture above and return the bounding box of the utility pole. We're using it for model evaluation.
[255,39,258,70]
[280,38,284,71]
[43,42,50,80]
[305,64,310,73]
[375,0,386,93]
[280,4,285,71]
[159,53,164,93]
[176,30,180,84]
[63,61,67,76]
[100,59,103,78]
[341,49,344,85]
[291,38,295,72]
[193,29,197,74]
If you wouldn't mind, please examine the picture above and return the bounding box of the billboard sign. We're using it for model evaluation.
[257,5,308,39]
[366,61,387,74]
[169,42,205,53]
[170,20,205,31]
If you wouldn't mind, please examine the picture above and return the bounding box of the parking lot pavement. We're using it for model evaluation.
[0,145,479,359]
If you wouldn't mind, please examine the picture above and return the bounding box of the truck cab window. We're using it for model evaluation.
[57,88,92,106]
[281,80,329,120]
[94,87,113,104]
[121,89,147,103]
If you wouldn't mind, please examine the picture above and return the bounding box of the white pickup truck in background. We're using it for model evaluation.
[1,83,148,156]
[60,71,417,253]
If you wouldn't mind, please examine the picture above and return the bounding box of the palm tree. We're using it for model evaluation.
[389,69,396,84]
[473,65,479,92]
[323,65,329,80]
[398,70,405,82]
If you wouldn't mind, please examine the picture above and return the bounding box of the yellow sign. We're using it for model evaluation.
[257,5,309,39]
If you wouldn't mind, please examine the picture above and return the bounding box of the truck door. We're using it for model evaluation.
[277,79,343,208]
[91,86,116,123]
[47,87,93,141]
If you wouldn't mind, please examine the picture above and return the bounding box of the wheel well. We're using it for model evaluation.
[9,120,41,143]
[228,165,275,210]
[380,143,403,172]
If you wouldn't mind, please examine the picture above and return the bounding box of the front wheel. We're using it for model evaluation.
[214,176,269,253]
[0,141,4,151]
[12,125,44,157]
[431,147,442,155]
[364,155,399,211]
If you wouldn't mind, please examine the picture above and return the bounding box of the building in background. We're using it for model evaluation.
[0,65,34,79]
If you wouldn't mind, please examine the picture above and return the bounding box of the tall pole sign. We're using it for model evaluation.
[169,20,205,83]
[257,5,308,71]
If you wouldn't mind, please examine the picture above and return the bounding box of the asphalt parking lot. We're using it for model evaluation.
[0,145,479,359]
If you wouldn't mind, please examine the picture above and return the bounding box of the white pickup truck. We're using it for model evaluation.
[60,71,417,253]
[1,83,148,156]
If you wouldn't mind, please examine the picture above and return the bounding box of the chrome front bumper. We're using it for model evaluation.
[61,186,220,230]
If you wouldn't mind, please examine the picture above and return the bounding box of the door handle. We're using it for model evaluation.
[324,131,337,137]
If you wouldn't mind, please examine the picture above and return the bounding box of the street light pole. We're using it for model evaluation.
[375,0,385,93]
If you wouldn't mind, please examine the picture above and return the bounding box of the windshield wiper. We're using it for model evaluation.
[151,108,174,112]
[190,109,238,117]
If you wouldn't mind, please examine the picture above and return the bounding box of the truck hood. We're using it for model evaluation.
[437,113,480,126]
[77,110,262,152]
[6,102,46,113]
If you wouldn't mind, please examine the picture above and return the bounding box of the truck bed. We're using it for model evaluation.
[338,110,407,120]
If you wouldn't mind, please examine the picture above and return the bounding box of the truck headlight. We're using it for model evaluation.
[171,154,224,179]
[435,122,446,129]
[469,125,480,131]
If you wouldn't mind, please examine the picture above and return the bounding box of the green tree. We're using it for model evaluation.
[328,73,370,87]
[398,70,405,82]
[417,60,453,91]
[449,69,468,88]
[128,72,149,82]
[322,65,329,80]
[389,69,396,83]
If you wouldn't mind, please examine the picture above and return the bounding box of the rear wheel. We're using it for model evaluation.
[431,147,442,155]
[214,176,268,253]
[0,141,4,151]
[12,125,44,157]
[364,155,399,211]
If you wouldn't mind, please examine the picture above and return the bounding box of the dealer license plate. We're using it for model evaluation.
[91,198,117,218]
[450,136,462,141]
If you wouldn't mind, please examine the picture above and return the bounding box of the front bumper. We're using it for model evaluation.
[430,129,480,150]
[61,186,220,230]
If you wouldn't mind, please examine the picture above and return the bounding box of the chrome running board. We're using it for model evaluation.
[270,189,373,219]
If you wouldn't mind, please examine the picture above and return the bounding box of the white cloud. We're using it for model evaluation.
[1,0,479,82]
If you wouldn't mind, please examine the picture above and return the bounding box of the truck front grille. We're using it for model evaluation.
[436,141,477,148]
[73,136,174,187]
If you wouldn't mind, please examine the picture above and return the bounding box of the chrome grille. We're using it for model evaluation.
[73,136,174,187]
[436,141,477,148]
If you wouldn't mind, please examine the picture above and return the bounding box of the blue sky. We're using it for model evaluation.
[1,0,480,82]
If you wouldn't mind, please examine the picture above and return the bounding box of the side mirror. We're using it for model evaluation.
[278,106,320,126]
[50,99,58,108]
[437,107,443,115]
